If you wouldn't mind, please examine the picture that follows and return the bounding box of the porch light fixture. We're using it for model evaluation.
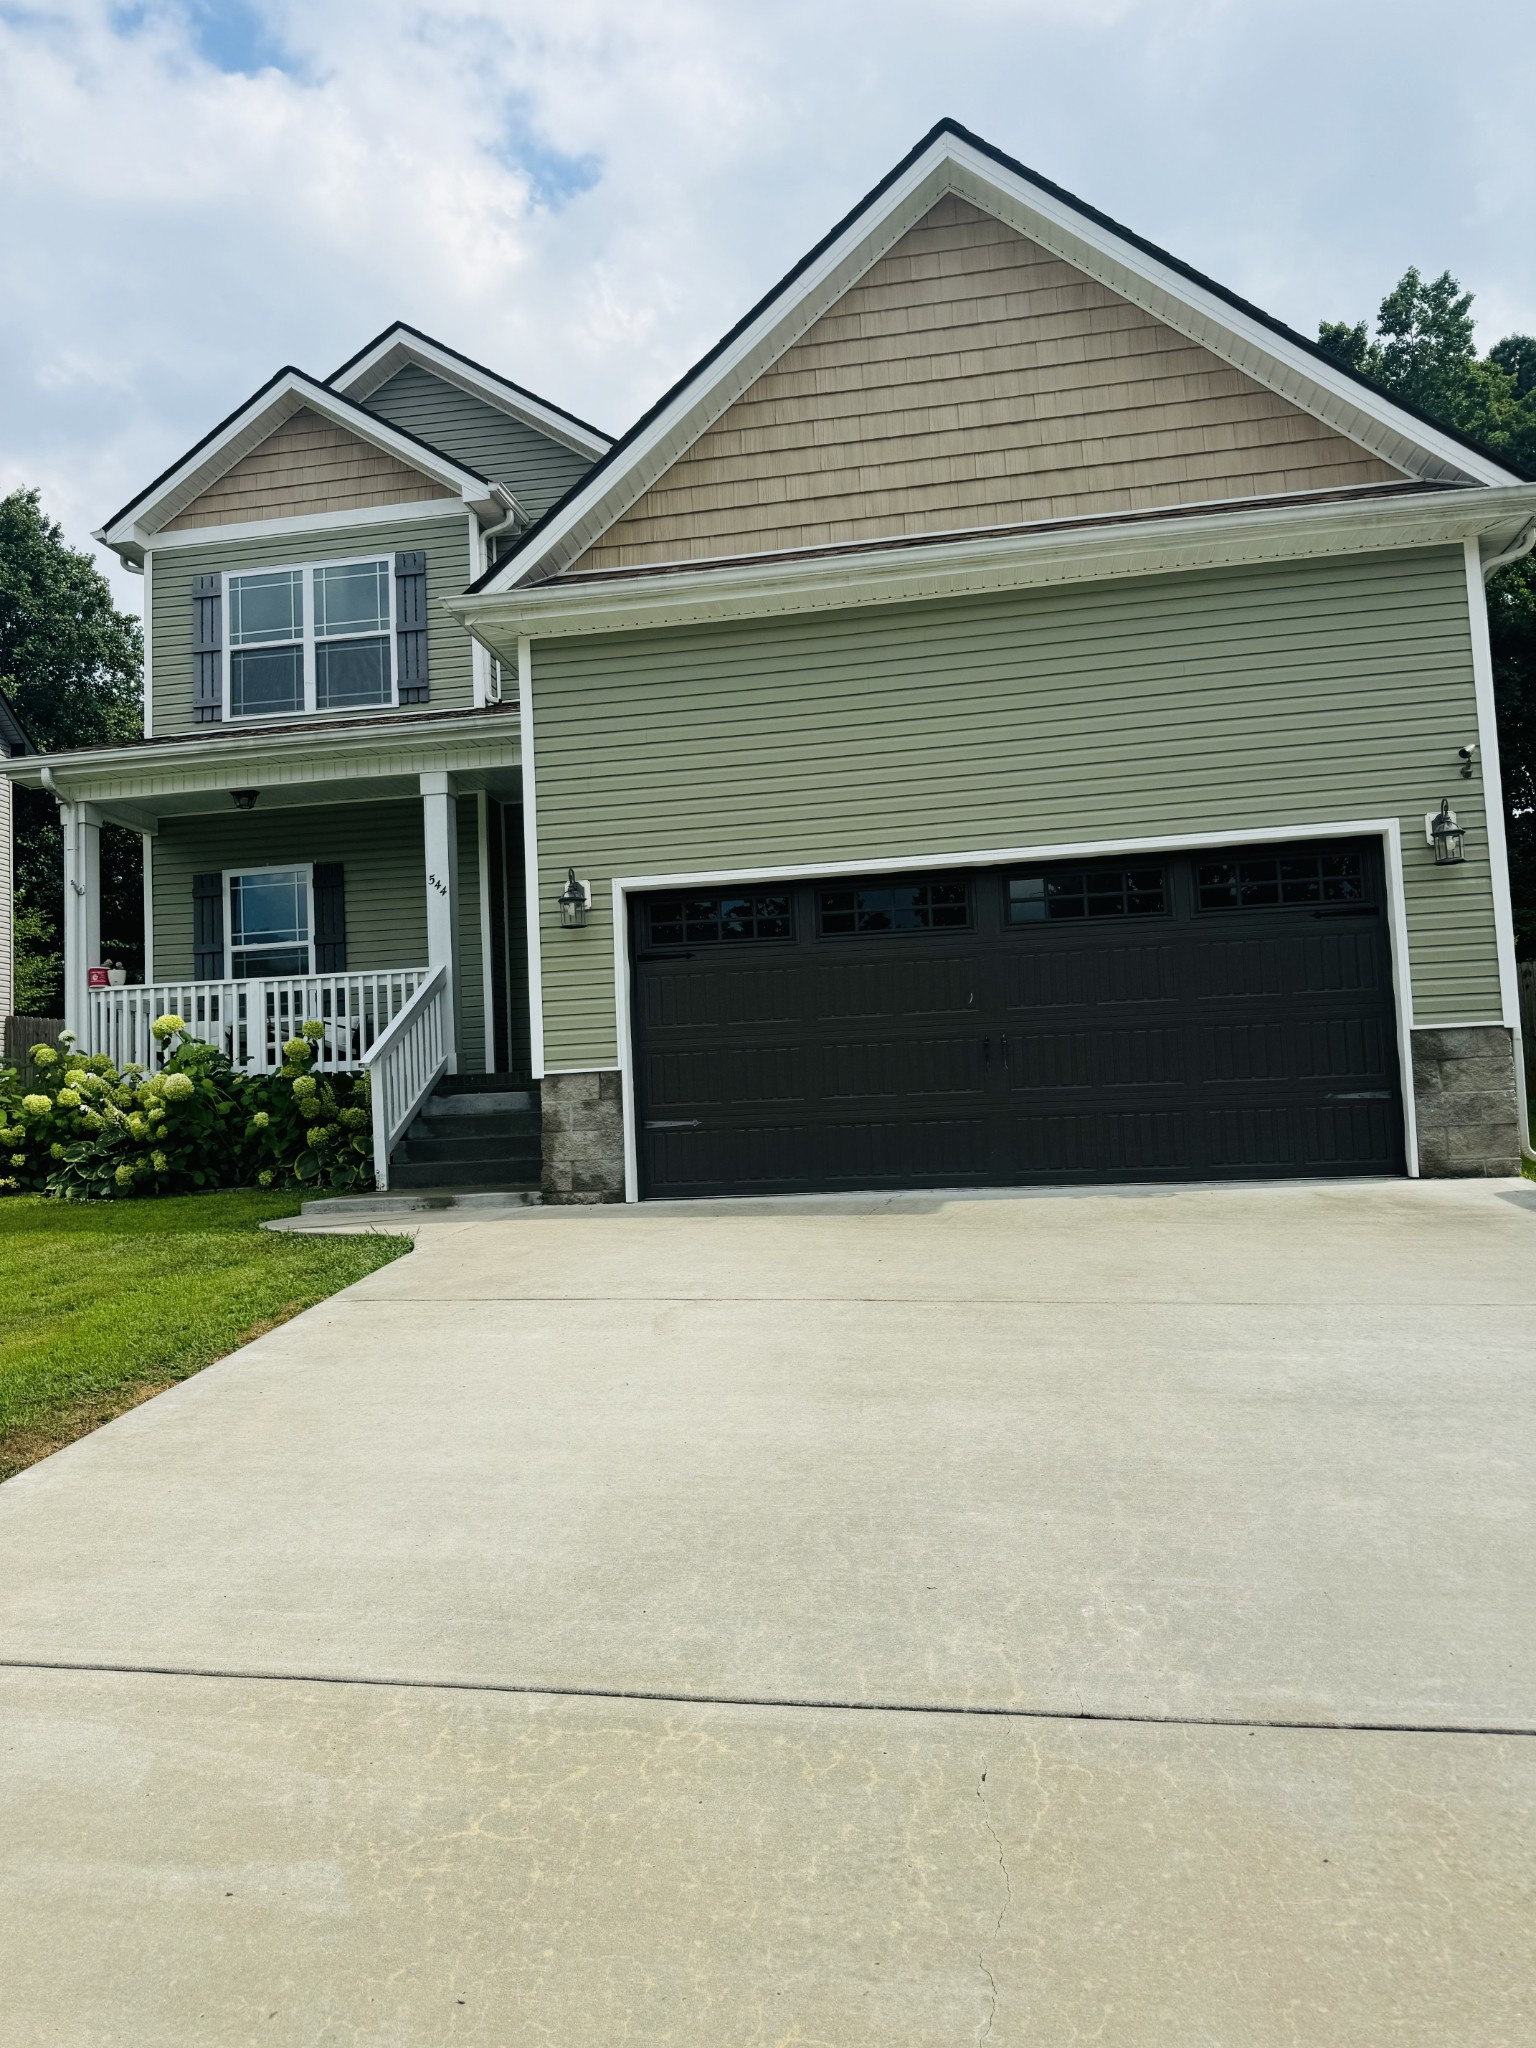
[1428,798,1466,866]
[230,789,260,810]
[557,867,592,928]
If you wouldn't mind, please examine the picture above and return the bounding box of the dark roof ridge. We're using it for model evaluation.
[327,320,611,441]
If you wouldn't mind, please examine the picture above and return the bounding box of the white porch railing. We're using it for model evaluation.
[88,971,431,1076]
[360,965,450,1191]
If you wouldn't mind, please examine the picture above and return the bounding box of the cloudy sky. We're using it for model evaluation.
[2,0,1533,609]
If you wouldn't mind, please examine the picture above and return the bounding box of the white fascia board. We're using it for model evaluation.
[97,373,498,557]
[331,329,611,460]
[452,482,1536,647]
[145,497,473,552]
[0,710,521,800]
[485,135,1519,595]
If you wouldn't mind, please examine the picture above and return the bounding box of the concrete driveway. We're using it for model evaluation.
[1,1178,1533,2045]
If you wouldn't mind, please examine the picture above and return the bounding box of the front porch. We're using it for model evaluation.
[8,707,531,1183]
[90,969,430,1074]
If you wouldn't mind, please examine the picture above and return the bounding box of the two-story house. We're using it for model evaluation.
[7,121,1534,1200]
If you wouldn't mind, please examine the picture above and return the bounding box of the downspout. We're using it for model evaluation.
[475,487,527,706]
[1481,521,1536,1166]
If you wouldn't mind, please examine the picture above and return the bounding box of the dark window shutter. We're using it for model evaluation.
[395,551,429,705]
[193,574,223,724]
[312,863,347,972]
[193,873,225,979]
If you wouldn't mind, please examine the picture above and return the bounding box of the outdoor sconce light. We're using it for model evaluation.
[557,867,592,928]
[230,789,260,810]
[1428,798,1466,866]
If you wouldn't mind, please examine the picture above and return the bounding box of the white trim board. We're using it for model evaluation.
[457,483,1536,646]
[516,636,545,1076]
[483,125,1522,593]
[606,819,1421,1202]
[146,499,469,552]
[1462,538,1520,1030]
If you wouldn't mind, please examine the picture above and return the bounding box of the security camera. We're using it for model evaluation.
[1458,744,1477,779]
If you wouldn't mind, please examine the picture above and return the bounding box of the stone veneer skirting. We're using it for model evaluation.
[537,1036,1523,1200]
[541,1070,626,1204]
[1411,1026,1522,1178]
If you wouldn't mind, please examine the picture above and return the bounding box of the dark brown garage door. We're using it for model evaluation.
[631,840,1405,1198]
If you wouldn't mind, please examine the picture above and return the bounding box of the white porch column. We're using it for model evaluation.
[420,770,459,1072]
[60,801,102,1042]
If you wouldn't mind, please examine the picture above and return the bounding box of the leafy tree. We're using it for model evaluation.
[1319,279,1536,954]
[0,488,145,1012]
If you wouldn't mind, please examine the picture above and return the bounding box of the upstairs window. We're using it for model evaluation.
[226,557,395,719]
[229,570,303,718]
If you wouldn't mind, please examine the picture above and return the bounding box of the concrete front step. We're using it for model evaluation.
[419,1093,538,1119]
[388,1074,544,1194]
[395,1132,542,1166]
[267,1187,544,1227]
[389,1160,541,1190]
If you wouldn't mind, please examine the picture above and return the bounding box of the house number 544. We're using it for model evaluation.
[428,873,448,896]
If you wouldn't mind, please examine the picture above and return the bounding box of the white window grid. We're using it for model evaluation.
[222,555,397,720]
[224,864,315,979]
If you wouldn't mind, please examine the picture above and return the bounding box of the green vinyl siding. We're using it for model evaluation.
[363,365,593,520]
[147,513,474,736]
[529,546,1500,1067]
[152,802,428,981]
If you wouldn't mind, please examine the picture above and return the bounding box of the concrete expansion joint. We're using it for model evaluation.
[1,1659,1532,1738]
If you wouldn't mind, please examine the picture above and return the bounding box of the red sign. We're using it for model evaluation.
[87,967,110,989]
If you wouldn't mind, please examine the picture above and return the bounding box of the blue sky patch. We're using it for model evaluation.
[493,115,602,210]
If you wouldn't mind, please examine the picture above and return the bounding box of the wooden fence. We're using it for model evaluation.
[3,1015,65,1068]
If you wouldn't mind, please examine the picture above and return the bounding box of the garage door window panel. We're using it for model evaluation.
[818,881,970,936]
[1197,850,1366,910]
[1007,865,1167,924]
[647,891,793,947]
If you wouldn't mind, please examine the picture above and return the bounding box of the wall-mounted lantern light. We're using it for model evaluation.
[230,789,260,810]
[557,867,592,928]
[1427,798,1466,866]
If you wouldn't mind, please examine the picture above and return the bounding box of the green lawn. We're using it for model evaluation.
[0,1192,411,1481]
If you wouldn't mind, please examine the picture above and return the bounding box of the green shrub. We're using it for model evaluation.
[0,1019,374,1201]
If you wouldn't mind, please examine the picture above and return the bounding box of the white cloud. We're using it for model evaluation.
[1,0,1533,611]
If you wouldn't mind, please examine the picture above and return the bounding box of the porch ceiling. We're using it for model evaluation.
[0,707,521,823]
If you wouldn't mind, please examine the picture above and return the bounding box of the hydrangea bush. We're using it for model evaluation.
[0,1018,374,1200]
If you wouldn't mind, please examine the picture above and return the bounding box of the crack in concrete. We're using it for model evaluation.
[974,1766,1011,2043]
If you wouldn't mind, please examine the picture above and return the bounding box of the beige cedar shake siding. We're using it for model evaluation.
[151,795,490,1073]
[529,547,1498,1069]
[147,514,474,735]
[575,196,1405,572]
[161,410,455,531]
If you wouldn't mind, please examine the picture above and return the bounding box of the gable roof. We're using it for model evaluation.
[95,369,510,567]
[475,118,1528,594]
[327,322,611,460]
